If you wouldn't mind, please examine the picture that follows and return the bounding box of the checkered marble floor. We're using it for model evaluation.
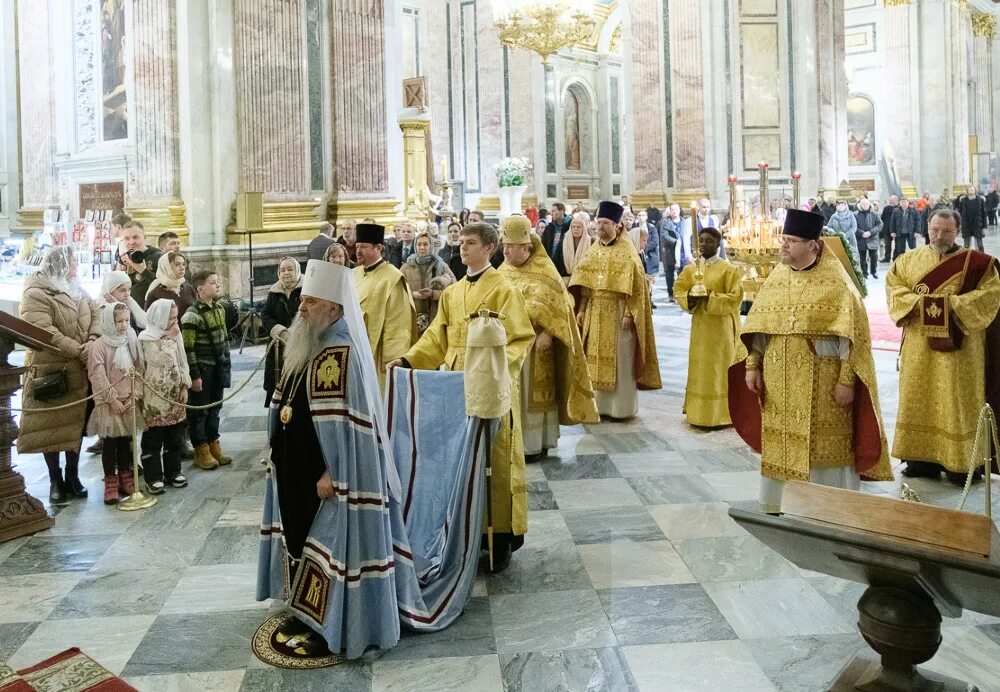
[3,232,1000,691]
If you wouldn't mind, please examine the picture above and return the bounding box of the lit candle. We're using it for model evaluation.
[791,171,801,180]
[728,174,738,183]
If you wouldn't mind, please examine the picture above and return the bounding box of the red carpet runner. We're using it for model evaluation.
[0,648,136,692]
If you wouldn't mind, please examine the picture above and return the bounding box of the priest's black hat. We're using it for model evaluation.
[782,209,825,240]
[356,223,386,245]
[596,201,625,224]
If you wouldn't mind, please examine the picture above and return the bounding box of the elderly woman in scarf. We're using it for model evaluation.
[554,211,593,284]
[18,246,100,504]
[261,256,303,406]
[99,270,148,330]
[400,232,456,333]
[87,301,144,503]
[144,252,197,315]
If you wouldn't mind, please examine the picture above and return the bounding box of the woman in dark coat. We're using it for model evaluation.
[438,221,466,280]
[260,256,302,406]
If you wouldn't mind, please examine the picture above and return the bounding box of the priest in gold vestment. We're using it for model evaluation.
[498,215,599,458]
[887,208,1000,484]
[728,210,893,513]
[569,201,662,419]
[353,223,416,390]
[675,227,743,427]
[389,222,535,573]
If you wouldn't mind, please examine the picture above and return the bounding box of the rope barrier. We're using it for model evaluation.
[3,340,275,414]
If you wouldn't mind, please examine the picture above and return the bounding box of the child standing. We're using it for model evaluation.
[87,302,144,504]
[139,299,191,493]
[182,271,233,471]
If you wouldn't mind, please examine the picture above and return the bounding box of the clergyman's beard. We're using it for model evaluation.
[282,314,325,377]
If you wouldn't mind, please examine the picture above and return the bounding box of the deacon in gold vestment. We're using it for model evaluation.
[389,222,535,573]
[887,209,1000,483]
[353,223,415,390]
[569,201,662,419]
[675,227,743,427]
[728,210,892,513]
[498,216,599,457]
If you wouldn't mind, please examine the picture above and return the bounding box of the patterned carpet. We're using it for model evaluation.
[1,232,999,691]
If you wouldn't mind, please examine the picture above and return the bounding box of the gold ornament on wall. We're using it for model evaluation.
[493,1,598,64]
[971,13,997,40]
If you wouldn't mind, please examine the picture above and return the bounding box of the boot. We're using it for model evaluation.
[208,439,232,466]
[194,444,218,470]
[49,476,69,506]
[118,469,136,496]
[180,440,195,460]
[103,475,119,505]
[85,439,103,455]
[63,468,89,500]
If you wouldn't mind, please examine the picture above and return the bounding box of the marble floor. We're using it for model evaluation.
[4,233,1000,691]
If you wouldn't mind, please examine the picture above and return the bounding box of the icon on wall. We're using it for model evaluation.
[847,95,875,167]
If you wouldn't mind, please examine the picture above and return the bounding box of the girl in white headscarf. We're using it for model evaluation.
[558,211,593,283]
[144,252,197,315]
[138,298,191,493]
[99,270,148,330]
[86,302,145,504]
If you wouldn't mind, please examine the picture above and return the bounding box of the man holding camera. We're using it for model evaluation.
[117,221,162,305]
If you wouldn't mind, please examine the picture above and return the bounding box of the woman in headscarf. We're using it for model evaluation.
[99,270,147,330]
[554,211,593,283]
[260,256,302,406]
[86,301,144,504]
[144,251,197,315]
[138,298,191,494]
[438,221,465,280]
[18,246,100,504]
[400,232,455,333]
[323,242,353,268]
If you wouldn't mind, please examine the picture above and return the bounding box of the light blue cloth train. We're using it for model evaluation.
[257,326,492,659]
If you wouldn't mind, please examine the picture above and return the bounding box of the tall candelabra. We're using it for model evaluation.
[791,171,801,209]
[688,202,709,298]
[758,162,770,216]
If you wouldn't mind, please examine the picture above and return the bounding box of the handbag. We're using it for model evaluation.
[31,367,68,401]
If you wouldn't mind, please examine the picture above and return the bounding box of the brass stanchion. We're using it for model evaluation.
[118,370,157,511]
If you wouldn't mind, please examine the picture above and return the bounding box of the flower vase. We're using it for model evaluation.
[498,185,527,219]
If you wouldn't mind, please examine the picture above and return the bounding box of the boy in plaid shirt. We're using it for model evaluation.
[182,271,232,470]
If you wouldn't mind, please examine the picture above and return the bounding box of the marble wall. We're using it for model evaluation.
[814,0,849,189]
[630,0,665,195]
[669,0,706,192]
[17,0,58,207]
[330,0,389,196]
[233,0,310,198]
[130,0,180,205]
[883,0,915,186]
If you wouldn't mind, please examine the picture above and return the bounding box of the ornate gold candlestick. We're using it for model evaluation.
[689,202,709,298]
[728,174,738,223]
[791,171,801,209]
[758,162,770,217]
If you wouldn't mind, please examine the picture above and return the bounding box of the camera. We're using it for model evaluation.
[116,248,145,265]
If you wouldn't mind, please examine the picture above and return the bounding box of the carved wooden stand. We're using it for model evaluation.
[0,336,53,542]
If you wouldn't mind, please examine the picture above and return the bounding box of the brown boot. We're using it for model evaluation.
[194,444,218,470]
[103,475,119,505]
[208,439,232,466]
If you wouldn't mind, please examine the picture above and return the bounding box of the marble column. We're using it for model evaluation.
[507,48,536,197]
[971,13,996,176]
[949,0,972,190]
[814,0,849,193]
[231,0,320,241]
[328,0,400,223]
[629,0,666,206]
[15,0,58,230]
[127,0,187,239]
[883,0,915,190]
[668,0,706,205]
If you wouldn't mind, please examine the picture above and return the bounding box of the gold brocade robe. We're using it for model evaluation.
[499,236,599,425]
[354,262,416,389]
[675,257,744,427]
[568,235,662,392]
[402,267,535,536]
[887,246,1000,472]
[730,248,893,483]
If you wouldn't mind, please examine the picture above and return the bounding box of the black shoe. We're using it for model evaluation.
[651,303,658,310]
[489,542,513,574]
[871,273,878,279]
[901,460,942,478]
[945,468,984,487]
[180,443,195,460]
[85,440,103,455]
[64,472,89,499]
[49,479,69,506]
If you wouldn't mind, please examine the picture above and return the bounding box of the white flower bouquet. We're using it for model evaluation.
[494,157,532,187]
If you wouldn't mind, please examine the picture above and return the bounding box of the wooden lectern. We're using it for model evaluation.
[731,482,1000,691]
[0,311,59,542]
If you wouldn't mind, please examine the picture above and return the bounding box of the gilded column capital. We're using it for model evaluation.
[883,0,910,8]
[971,13,996,39]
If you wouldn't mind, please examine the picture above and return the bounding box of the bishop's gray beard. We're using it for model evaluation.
[281,313,325,378]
